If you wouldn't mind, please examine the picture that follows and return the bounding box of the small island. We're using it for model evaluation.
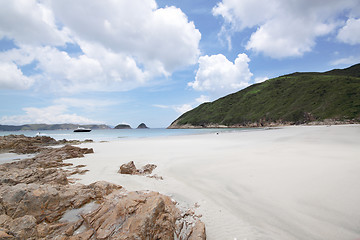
[114,124,132,129]
[137,123,149,129]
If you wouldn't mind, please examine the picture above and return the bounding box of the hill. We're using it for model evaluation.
[169,64,360,128]
[0,124,110,131]
[114,124,132,129]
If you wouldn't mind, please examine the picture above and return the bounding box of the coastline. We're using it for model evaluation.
[67,124,360,239]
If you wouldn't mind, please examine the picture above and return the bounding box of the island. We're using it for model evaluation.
[137,123,149,129]
[114,124,132,129]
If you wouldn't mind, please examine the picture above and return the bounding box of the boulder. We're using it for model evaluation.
[118,161,137,174]
[118,161,158,176]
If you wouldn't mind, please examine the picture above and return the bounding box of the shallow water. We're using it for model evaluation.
[0,152,35,164]
[0,128,258,142]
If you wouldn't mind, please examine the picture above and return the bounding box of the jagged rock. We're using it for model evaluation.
[0,145,94,186]
[140,163,157,174]
[0,136,206,239]
[118,161,158,176]
[82,191,180,239]
[189,220,206,240]
[118,161,137,174]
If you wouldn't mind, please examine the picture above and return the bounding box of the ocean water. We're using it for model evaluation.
[0,128,258,142]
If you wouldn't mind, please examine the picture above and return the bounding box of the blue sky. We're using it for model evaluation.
[1,0,360,128]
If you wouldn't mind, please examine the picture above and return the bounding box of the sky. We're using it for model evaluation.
[0,0,360,128]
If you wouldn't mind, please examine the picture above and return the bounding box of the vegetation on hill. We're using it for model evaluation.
[169,64,360,128]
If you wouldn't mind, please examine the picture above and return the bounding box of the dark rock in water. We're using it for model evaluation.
[137,123,149,129]
[114,124,132,129]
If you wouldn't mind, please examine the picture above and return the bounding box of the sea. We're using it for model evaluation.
[0,128,257,142]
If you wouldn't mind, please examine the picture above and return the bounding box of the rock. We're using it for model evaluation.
[118,161,137,174]
[118,161,158,176]
[137,123,149,129]
[82,191,180,239]
[0,135,206,239]
[114,124,132,129]
[0,145,94,186]
[189,220,206,240]
[140,163,157,174]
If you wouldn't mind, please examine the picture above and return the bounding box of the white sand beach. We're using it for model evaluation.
[66,125,360,240]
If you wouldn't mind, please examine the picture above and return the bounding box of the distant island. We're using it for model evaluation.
[114,124,132,129]
[137,123,149,129]
[0,124,110,131]
[169,63,360,128]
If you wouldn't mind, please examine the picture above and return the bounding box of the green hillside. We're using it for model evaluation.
[169,64,360,128]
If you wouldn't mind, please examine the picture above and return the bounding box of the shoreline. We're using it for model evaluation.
[67,124,360,240]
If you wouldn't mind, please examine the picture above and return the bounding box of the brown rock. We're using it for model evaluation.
[189,220,206,240]
[118,161,136,174]
[139,163,157,174]
[83,191,180,239]
[0,229,14,239]
[118,161,158,176]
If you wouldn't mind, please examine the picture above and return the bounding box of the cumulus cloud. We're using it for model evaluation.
[0,105,101,125]
[337,18,360,45]
[0,61,34,90]
[213,0,360,58]
[188,53,252,98]
[0,0,70,46]
[0,0,201,92]
[50,0,201,75]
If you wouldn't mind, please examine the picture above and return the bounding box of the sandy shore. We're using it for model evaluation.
[66,125,360,240]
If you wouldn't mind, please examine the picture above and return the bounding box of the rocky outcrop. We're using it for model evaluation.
[0,134,93,154]
[118,161,157,175]
[137,123,149,129]
[114,124,132,129]
[0,136,206,239]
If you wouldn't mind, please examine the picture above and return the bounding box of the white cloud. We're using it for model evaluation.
[0,105,101,125]
[254,77,269,84]
[0,0,70,46]
[337,18,360,45]
[173,104,193,114]
[153,103,193,115]
[330,55,360,66]
[213,0,360,58]
[0,0,201,92]
[49,0,201,75]
[0,61,34,90]
[196,95,211,104]
[54,98,118,111]
[188,53,252,98]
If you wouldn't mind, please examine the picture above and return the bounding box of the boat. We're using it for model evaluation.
[73,127,92,132]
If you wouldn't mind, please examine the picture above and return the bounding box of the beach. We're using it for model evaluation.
[66,125,360,240]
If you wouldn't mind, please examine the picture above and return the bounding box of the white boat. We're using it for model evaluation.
[73,127,91,132]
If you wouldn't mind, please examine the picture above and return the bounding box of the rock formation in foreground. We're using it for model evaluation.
[0,135,205,239]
